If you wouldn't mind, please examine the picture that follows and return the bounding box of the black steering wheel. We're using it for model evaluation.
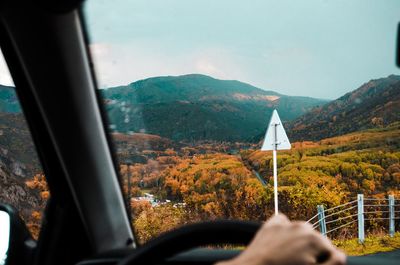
[119,220,261,265]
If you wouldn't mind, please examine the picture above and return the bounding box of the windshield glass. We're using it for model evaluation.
[0,50,48,243]
[84,0,400,255]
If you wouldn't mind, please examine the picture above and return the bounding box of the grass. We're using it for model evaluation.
[194,234,400,255]
[333,232,400,256]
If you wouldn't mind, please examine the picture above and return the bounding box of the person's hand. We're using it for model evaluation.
[217,214,346,265]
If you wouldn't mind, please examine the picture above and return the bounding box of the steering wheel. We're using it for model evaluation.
[118,220,261,265]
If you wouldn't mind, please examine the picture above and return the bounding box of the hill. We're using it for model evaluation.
[111,132,178,163]
[0,112,43,224]
[101,74,327,142]
[0,113,41,173]
[0,84,21,113]
[124,123,400,242]
[241,123,400,219]
[286,75,400,141]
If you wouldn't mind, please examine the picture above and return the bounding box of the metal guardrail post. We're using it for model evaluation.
[317,205,327,236]
[357,194,364,244]
[389,195,395,237]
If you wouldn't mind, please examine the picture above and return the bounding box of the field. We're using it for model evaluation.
[334,233,400,256]
[23,123,400,251]
[109,123,400,244]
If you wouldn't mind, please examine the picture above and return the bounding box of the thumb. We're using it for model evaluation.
[264,213,290,227]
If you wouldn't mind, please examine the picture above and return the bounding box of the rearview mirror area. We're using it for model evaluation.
[0,211,10,265]
[0,204,36,265]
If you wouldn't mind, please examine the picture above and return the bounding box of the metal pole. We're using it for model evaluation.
[357,194,365,244]
[317,205,327,236]
[389,195,395,237]
[272,123,279,216]
[273,149,278,215]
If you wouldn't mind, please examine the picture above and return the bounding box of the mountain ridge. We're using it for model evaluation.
[104,74,328,103]
[0,84,21,113]
[1,74,397,143]
[101,74,327,142]
[285,75,400,141]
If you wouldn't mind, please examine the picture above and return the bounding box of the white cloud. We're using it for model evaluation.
[195,59,220,77]
[88,42,248,88]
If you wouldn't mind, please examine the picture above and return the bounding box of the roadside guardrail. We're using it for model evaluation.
[307,194,399,243]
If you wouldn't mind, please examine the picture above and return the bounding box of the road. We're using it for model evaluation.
[252,170,267,186]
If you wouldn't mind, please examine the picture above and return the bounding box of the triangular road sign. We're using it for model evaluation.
[261,109,291,151]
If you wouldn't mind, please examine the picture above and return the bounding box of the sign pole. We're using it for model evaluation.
[261,110,291,217]
[273,149,278,215]
[273,123,279,215]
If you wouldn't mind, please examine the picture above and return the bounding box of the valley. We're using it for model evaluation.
[0,74,399,244]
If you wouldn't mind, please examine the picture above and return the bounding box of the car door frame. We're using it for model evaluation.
[0,1,136,264]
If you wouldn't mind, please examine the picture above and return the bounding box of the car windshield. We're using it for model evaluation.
[84,0,400,255]
[0,50,47,243]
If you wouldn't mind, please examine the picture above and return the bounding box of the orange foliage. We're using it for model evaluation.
[25,174,49,239]
[130,200,152,217]
[133,204,185,244]
[25,174,49,202]
[160,154,271,220]
[26,210,42,240]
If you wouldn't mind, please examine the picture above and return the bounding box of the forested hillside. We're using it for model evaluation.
[101,74,326,141]
[286,75,400,141]
[115,123,400,242]
[0,74,399,244]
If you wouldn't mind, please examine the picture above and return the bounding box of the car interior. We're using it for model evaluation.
[0,1,399,265]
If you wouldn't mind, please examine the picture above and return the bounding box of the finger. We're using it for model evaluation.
[290,232,331,258]
[316,250,331,263]
[321,251,346,265]
[291,221,315,232]
[285,238,332,265]
[264,213,290,227]
[304,232,346,265]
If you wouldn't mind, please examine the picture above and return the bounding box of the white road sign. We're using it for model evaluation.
[261,109,291,151]
[260,109,291,215]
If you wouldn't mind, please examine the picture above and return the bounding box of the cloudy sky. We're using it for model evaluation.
[83,0,400,99]
[0,0,399,99]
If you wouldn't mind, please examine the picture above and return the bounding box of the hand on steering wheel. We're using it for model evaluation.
[119,214,346,265]
[217,214,346,265]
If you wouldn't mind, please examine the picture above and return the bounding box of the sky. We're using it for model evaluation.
[0,1,399,99]
[83,0,400,99]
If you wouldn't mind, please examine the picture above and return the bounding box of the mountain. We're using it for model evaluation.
[2,74,398,143]
[0,112,41,173]
[0,141,42,218]
[286,75,400,141]
[0,112,43,220]
[101,74,327,142]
